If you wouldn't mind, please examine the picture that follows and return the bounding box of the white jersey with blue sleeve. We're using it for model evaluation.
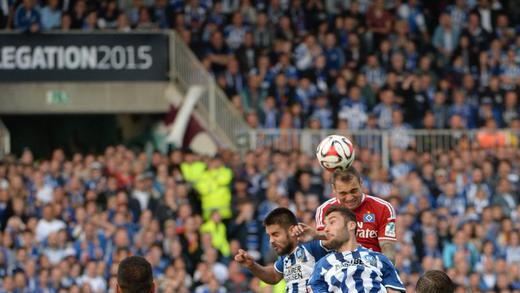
[274,240,329,293]
[308,246,405,293]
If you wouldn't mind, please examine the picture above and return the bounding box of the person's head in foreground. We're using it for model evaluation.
[263,207,299,255]
[416,270,455,293]
[331,167,364,210]
[116,256,155,293]
[324,205,358,250]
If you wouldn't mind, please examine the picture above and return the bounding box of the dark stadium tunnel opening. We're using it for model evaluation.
[1,114,164,158]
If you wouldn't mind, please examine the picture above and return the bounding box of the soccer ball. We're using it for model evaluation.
[316,135,355,172]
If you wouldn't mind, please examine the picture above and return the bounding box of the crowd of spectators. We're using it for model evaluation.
[0,142,518,292]
[1,0,520,292]
[190,0,520,133]
[1,0,520,130]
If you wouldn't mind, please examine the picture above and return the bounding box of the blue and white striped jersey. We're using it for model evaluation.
[308,246,405,293]
[274,240,329,293]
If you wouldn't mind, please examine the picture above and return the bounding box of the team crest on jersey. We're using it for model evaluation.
[363,254,377,266]
[363,213,375,223]
[296,248,304,260]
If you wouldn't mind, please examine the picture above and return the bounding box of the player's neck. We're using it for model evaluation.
[338,240,359,253]
[286,242,298,255]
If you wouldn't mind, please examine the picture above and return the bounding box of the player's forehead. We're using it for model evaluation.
[325,211,342,223]
[333,179,360,191]
[266,224,287,234]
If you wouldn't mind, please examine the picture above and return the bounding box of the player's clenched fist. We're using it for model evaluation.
[234,249,254,269]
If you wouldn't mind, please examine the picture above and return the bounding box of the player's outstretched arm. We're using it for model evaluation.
[380,240,397,264]
[292,223,317,242]
[234,249,283,284]
[380,254,406,292]
[292,223,327,242]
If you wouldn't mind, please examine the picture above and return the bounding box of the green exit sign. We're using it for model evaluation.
[46,90,70,105]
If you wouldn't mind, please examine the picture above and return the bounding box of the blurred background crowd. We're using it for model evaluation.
[1,0,520,292]
[0,143,519,292]
[1,0,520,132]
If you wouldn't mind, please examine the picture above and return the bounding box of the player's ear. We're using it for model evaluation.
[347,220,357,233]
[288,225,296,236]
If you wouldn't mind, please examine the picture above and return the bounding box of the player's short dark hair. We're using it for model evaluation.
[263,207,298,229]
[117,256,154,293]
[331,166,362,185]
[324,205,357,224]
[416,270,455,293]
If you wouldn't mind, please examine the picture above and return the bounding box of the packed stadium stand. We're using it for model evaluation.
[0,0,520,292]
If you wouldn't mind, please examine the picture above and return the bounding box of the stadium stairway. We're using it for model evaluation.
[168,31,251,152]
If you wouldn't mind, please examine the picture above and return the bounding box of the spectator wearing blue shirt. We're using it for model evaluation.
[259,96,279,129]
[184,0,207,30]
[449,89,476,128]
[223,58,244,96]
[312,55,329,93]
[443,230,479,270]
[40,0,61,30]
[295,77,318,116]
[500,49,520,90]
[389,109,414,150]
[337,86,368,130]
[432,13,460,65]
[436,182,467,217]
[446,0,468,31]
[362,54,387,89]
[224,12,248,50]
[396,0,427,37]
[373,88,397,129]
[268,72,294,108]
[270,54,298,86]
[322,33,345,76]
[311,95,333,129]
[14,0,40,32]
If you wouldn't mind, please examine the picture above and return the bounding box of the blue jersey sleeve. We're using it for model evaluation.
[274,255,284,274]
[308,259,329,293]
[380,255,406,292]
[303,240,329,260]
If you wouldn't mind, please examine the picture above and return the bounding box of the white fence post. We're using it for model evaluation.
[0,120,10,159]
[169,32,176,81]
[209,77,216,128]
[381,131,390,169]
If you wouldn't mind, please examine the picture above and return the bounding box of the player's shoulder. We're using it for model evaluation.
[317,197,339,209]
[359,247,392,263]
[364,194,392,206]
[316,197,339,218]
[316,250,336,267]
[359,246,382,256]
[364,194,396,218]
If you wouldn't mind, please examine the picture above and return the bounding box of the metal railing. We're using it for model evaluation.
[0,119,10,159]
[168,32,251,150]
[248,129,520,168]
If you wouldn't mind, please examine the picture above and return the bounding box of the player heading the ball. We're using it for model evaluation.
[308,206,405,293]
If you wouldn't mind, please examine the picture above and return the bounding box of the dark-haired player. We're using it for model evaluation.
[235,207,329,292]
